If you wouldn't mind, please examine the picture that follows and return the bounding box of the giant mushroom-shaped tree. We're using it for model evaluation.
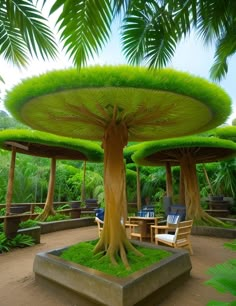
[4,66,232,266]
[0,129,103,220]
[131,136,236,225]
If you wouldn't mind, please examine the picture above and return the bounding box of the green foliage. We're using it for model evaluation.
[212,160,236,198]
[207,301,236,306]
[55,203,71,211]
[0,111,27,130]
[0,233,11,253]
[126,168,137,202]
[5,66,231,140]
[0,207,6,216]
[0,233,35,253]
[67,168,104,203]
[45,214,70,222]
[34,206,43,214]
[60,239,171,277]
[224,240,236,251]
[9,234,35,248]
[206,240,236,305]
[0,0,57,67]
[141,168,166,203]
[19,220,38,229]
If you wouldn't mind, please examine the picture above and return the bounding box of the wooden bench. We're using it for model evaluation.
[205,209,229,218]
[0,213,39,239]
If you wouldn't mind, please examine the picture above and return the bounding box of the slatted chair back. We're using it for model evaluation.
[154,219,193,255]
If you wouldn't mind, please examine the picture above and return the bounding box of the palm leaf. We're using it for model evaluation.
[224,240,236,251]
[207,301,236,306]
[0,0,57,66]
[205,259,236,296]
[50,0,112,67]
[122,0,179,68]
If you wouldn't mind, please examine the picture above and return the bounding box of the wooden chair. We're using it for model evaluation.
[129,222,143,241]
[151,220,193,255]
[95,217,104,237]
[150,214,180,243]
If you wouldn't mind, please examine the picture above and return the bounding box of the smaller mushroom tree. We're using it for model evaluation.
[4,66,232,267]
[132,136,236,225]
[0,129,103,220]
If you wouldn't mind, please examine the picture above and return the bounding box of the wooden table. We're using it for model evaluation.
[128,216,160,241]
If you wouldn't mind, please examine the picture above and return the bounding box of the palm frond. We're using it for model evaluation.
[51,0,112,67]
[205,259,236,296]
[10,1,57,60]
[122,1,178,68]
[0,0,57,66]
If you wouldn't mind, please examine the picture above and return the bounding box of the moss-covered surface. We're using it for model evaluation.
[215,126,236,142]
[131,136,236,166]
[0,129,103,161]
[5,66,231,141]
[60,239,171,277]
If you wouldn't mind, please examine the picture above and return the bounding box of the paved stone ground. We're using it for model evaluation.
[0,226,235,306]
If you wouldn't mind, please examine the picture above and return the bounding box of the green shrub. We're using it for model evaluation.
[45,214,70,222]
[205,240,236,305]
[9,234,35,248]
[55,203,71,210]
[34,206,43,213]
[0,222,3,232]
[0,233,11,253]
[0,207,6,216]
[19,219,38,229]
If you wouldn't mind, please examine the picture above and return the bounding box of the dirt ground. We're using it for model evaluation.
[0,226,235,306]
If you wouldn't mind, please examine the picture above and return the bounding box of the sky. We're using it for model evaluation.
[0,12,236,125]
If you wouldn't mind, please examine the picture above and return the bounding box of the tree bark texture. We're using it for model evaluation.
[165,162,173,197]
[94,120,141,268]
[180,152,224,225]
[37,157,56,221]
[6,147,16,215]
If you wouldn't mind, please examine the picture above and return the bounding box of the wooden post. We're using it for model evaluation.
[6,147,16,215]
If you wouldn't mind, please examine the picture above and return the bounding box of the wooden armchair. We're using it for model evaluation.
[150,214,180,242]
[95,217,104,237]
[151,220,193,255]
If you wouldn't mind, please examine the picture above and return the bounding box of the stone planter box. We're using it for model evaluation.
[18,226,41,244]
[33,241,192,306]
[192,225,236,239]
[38,217,95,234]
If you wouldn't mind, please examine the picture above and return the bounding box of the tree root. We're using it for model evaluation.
[193,211,226,227]
[36,207,56,221]
[94,237,143,269]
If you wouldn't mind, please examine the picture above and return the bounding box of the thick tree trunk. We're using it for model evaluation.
[180,153,224,226]
[6,147,16,215]
[179,168,185,205]
[94,120,142,268]
[165,162,173,197]
[202,163,214,195]
[37,158,56,221]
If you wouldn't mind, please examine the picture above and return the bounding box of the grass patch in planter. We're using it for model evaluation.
[60,239,171,277]
[34,240,192,306]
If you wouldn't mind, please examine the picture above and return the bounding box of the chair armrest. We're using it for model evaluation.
[151,225,169,229]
